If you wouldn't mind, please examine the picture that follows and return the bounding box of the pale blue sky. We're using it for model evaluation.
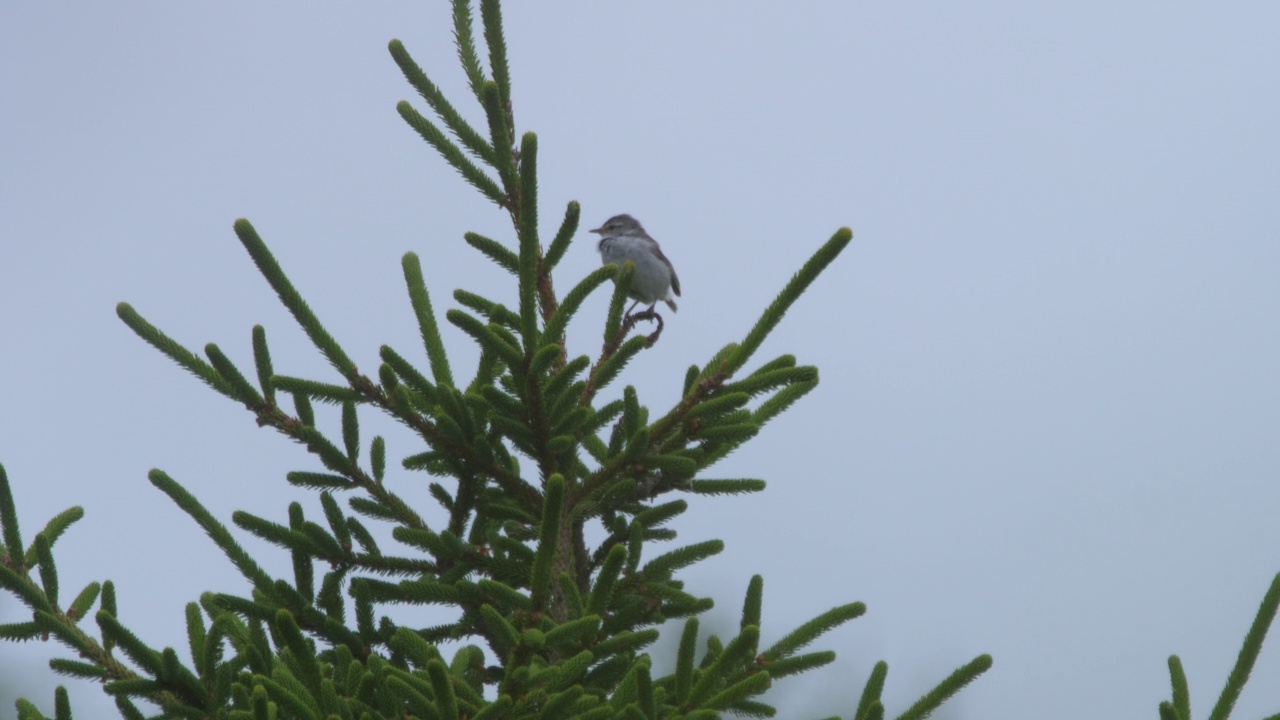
[3,4,1280,718]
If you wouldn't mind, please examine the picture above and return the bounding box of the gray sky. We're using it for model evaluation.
[4,4,1280,718]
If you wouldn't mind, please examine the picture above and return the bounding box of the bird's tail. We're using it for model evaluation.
[664,298,678,312]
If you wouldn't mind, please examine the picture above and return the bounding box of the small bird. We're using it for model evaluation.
[589,214,681,315]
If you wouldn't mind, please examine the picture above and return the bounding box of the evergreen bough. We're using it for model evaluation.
[4,3,1267,719]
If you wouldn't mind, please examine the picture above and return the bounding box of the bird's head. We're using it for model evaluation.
[589,214,644,237]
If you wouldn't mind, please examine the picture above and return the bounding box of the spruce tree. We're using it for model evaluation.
[0,3,1005,718]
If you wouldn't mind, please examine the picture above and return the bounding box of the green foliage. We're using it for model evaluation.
[0,2,1003,719]
[1156,571,1280,720]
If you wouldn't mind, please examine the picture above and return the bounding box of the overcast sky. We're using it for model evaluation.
[4,4,1280,719]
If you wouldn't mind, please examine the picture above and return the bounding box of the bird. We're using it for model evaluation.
[589,214,681,315]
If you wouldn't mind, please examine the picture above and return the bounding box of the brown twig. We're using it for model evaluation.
[604,307,664,355]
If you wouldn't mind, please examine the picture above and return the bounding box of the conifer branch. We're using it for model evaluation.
[763,650,836,679]
[481,83,516,192]
[26,507,85,567]
[752,378,819,429]
[401,252,456,387]
[741,575,764,630]
[34,534,58,608]
[233,510,327,558]
[341,401,360,460]
[0,462,23,566]
[633,499,685,530]
[251,325,276,404]
[183,603,206,675]
[428,659,462,720]
[725,227,852,377]
[642,540,723,579]
[271,375,362,404]
[517,132,541,350]
[1208,571,1280,720]
[367,373,536,512]
[465,231,520,274]
[601,263,635,348]
[896,654,993,720]
[545,265,616,344]
[671,618,699,704]
[685,626,760,709]
[450,0,488,102]
[100,581,117,618]
[855,661,889,720]
[366,438,388,486]
[397,101,506,206]
[205,343,266,408]
[13,609,156,711]
[479,0,513,130]
[292,391,316,427]
[1166,655,1191,720]
[286,471,353,491]
[704,670,770,712]
[233,219,357,379]
[530,474,565,611]
[32,611,95,662]
[148,470,276,593]
[545,201,581,272]
[275,609,324,695]
[388,38,495,164]
[68,581,101,621]
[448,309,525,369]
[0,563,52,613]
[116,303,235,398]
[762,602,866,661]
[529,343,564,382]
[582,335,648,408]
[379,344,439,404]
[587,544,627,617]
[688,478,766,495]
[49,658,109,681]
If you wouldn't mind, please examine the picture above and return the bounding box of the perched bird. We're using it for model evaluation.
[589,214,681,315]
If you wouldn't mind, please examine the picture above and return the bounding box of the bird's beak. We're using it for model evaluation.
[588,226,603,234]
